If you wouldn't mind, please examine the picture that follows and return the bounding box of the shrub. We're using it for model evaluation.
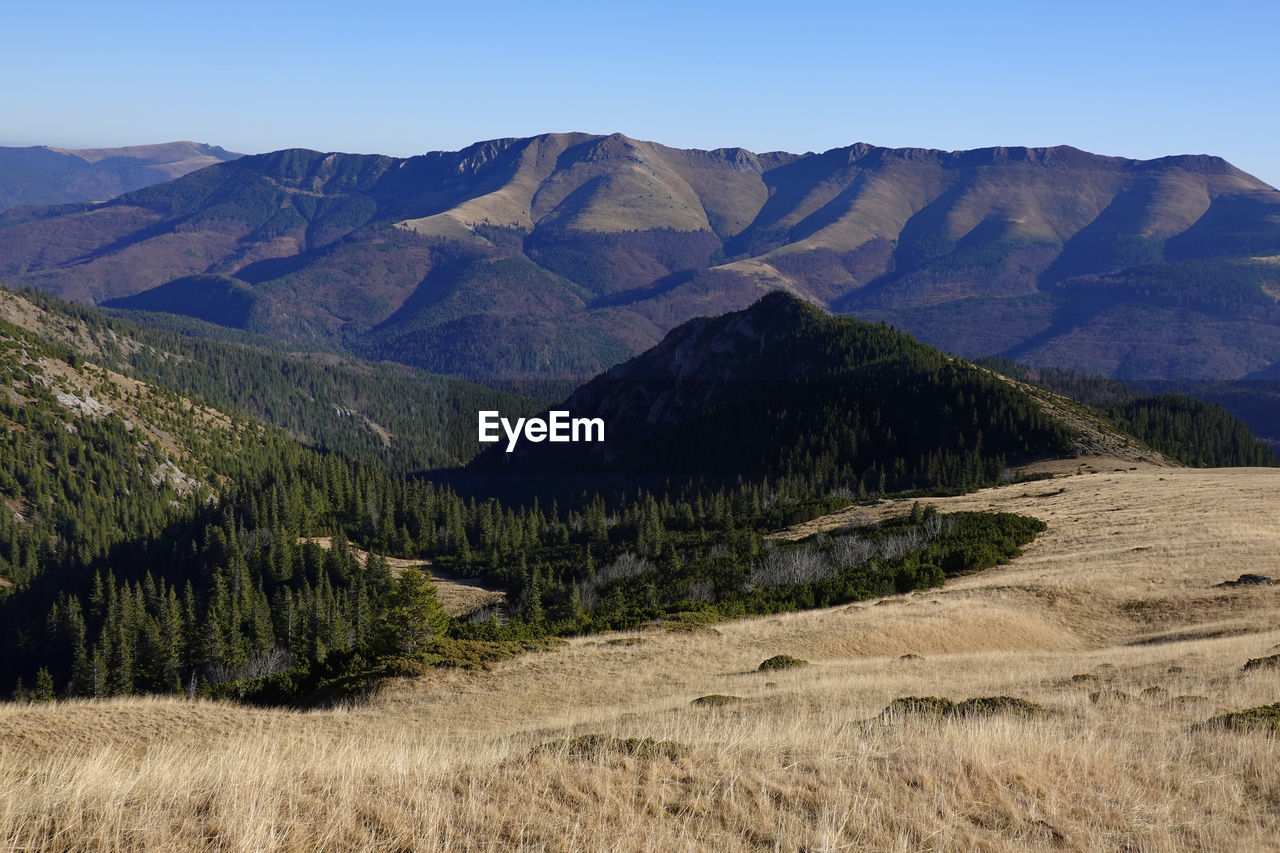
[953,696,1046,718]
[657,610,723,633]
[882,696,955,718]
[758,655,809,672]
[1218,573,1272,586]
[877,695,1046,721]
[1196,703,1280,735]
[1089,689,1134,704]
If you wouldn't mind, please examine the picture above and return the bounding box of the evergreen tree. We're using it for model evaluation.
[33,667,55,702]
[379,566,447,657]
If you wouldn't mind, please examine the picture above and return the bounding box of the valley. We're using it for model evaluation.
[0,144,1277,851]
[8,3,1279,848]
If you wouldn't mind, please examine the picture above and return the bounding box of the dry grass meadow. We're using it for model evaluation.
[3,461,1280,851]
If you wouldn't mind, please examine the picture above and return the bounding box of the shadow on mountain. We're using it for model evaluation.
[102,274,258,327]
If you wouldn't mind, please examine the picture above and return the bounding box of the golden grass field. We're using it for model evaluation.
[3,461,1280,851]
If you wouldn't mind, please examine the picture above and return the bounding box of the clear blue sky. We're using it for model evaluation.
[4,0,1278,187]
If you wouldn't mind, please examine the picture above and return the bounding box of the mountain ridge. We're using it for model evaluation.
[2,132,1278,383]
[0,141,241,212]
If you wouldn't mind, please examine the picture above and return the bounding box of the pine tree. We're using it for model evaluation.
[33,667,55,702]
[380,565,448,657]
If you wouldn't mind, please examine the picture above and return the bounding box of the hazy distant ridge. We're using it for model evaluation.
[0,141,240,211]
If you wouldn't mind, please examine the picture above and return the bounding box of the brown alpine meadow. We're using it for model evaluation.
[4,462,1278,851]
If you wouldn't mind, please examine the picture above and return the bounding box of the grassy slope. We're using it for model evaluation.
[3,463,1279,850]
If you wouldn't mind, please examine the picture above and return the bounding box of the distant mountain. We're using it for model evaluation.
[0,141,240,211]
[2,133,1279,381]
[463,291,1082,495]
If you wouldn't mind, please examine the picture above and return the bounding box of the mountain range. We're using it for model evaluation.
[1,133,1278,383]
[0,141,241,212]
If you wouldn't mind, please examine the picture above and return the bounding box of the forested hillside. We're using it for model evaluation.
[3,292,1275,707]
[0,292,1067,706]
[3,287,543,470]
[468,292,1078,495]
[978,359,1279,466]
[0,309,262,586]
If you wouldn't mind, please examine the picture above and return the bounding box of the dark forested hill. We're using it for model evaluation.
[2,134,1279,383]
[464,292,1079,497]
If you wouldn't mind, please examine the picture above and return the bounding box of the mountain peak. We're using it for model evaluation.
[465,293,1078,491]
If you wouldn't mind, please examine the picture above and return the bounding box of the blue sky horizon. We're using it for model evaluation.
[4,0,1278,187]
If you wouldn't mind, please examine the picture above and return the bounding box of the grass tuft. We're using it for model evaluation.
[531,734,688,761]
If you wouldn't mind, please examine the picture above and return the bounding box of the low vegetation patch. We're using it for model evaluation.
[1217,573,1273,587]
[1196,703,1280,735]
[758,655,809,672]
[650,610,723,633]
[882,696,955,717]
[531,734,688,761]
[953,696,1047,718]
[876,695,1047,721]
[1242,654,1280,672]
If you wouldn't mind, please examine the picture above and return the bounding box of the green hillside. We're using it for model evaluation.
[977,359,1279,466]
